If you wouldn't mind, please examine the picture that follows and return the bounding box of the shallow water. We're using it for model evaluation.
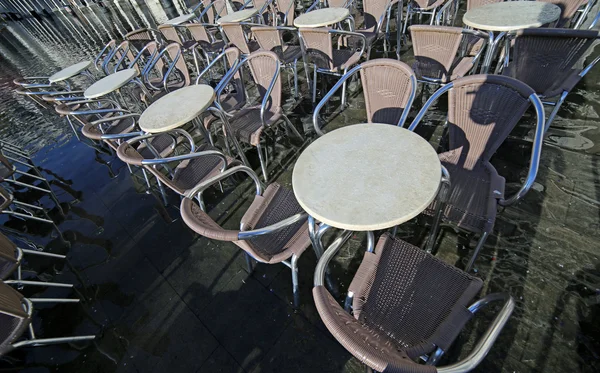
[0,2,599,373]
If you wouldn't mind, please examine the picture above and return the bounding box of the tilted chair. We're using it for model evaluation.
[500,28,600,133]
[0,281,95,356]
[313,232,515,372]
[210,50,303,182]
[0,232,70,289]
[409,25,489,85]
[179,165,310,305]
[408,75,546,271]
[313,58,417,135]
[298,27,367,104]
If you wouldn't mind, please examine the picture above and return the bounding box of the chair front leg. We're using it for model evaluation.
[256,141,269,183]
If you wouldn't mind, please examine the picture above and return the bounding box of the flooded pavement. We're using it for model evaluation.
[0,2,599,373]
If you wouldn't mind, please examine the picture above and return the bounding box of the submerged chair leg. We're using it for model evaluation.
[465,231,489,272]
[291,253,299,307]
[256,142,269,183]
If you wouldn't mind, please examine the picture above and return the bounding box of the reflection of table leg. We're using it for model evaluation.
[480,31,506,74]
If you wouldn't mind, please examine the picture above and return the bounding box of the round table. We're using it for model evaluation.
[463,1,560,73]
[139,84,215,133]
[292,123,441,231]
[84,69,138,99]
[48,61,92,83]
[294,7,350,28]
[162,13,196,25]
[216,8,259,24]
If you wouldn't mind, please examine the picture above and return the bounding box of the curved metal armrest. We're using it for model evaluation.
[306,0,320,12]
[435,0,457,25]
[125,128,195,152]
[141,150,228,169]
[91,113,140,125]
[329,29,367,57]
[408,82,454,131]
[162,49,183,92]
[198,51,240,87]
[100,131,145,140]
[184,165,264,198]
[53,95,89,102]
[214,58,245,109]
[498,93,545,206]
[314,230,353,286]
[437,293,515,373]
[189,1,204,13]
[461,29,490,63]
[238,212,308,239]
[43,90,85,97]
[129,44,158,74]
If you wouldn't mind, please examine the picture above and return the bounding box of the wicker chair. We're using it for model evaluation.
[274,0,295,26]
[356,0,395,58]
[538,0,599,28]
[0,281,95,357]
[408,75,546,271]
[185,22,227,63]
[501,28,600,133]
[220,22,261,55]
[298,27,367,104]
[313,58,417,135]
[210,50,303,182]
[179,165,310,306]
[251,25,304,97]
[409,25,489,84]
[124,27,164,53]
[143,42,192,95]
[313,232,515,372]
[0,232,70,288]
[402,0,450,34]
[158,24,206,73]
[249,0,277,24]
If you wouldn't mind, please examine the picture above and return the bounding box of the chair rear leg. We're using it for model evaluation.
[465,231,489,272]
[290,253,300,307]
[256,142,269,183]
[245,252,254,273]
[312,66,318,104]
[544,91,568,134]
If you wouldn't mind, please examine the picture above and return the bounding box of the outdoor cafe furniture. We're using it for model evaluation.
[408,75,546,271]
[179,165,310,306]
[313,59,417,135]
[500,28,600,133]
[274,0,296,25]
[209,50,303,182]
[353,0,396,57]
[162,13,197,25]
[142,42,192,96]
[217,7,259,23]
[48,61,94,87]
[185,22,227,63]
[409,25,489,84]
[462,1,561,73]
[539,0,600,29]
[0,281,95,356]
[402,0,451,34]
[0,185,61,239]
[292,123,445,259]
[294,7,352,28]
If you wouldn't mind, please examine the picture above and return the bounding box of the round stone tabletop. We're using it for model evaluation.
[463,1,561,32]
[162,13,196,25]
[294,7,350,28]
[292,124,441,231]
[84,69,138,99]
[139,84,215,133]
[217,8,259,24]
[49,61,92,83]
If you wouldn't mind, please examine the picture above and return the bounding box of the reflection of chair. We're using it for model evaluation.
[211,50,303,182]
[409,75,546,270]
[313,232,515,372]
[538,0,599,29]
[179,165,310,306]
[410,25,488,84]
[0,281,95,356]
[313,59,417,135]
[0,232,70,288]
[501,28,600,132]
[298,27,366,104]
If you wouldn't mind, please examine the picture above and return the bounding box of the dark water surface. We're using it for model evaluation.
[0,2,599,373]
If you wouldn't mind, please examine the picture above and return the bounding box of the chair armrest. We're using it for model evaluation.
[90,113,140,125]
[329,29,367,57]
[314,230,353,286]
[100,131,144,140]
[184,165,264,198]
[238,212,308,239]
[437,293,515,373]
[141,150,228,169]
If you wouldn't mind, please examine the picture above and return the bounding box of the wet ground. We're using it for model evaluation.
[0,1,599,373]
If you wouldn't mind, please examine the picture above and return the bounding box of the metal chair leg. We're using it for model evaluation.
[312,66,318,104]
[245,252,254,273]
[291,253,299,307]
[544,91,568,134]
[256,142,269,183]
[465,231,489,272]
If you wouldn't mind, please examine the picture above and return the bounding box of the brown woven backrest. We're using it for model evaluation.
[246,50,282,113]
[538,0,589,27]
[202,0,228,23]
[251,26,287,58]
[221,22,253,54]
[327,0,349,7]
[0,186,12,211]
[507,28,597,97]
[145,41,164,73]
[410,25,463,81]
[180,198,240,241]
[0,281,28,356]
[413,0,441,9]
[125,28,155,52]
[0,233,17,280]
[447,75,534,169]
[349,233,483,359]
[165,43,191,87]
[359,59,415,125]
[224,47,246,105]
[186,23,211,45]
[363,0,390,32]
[299,27,334,69]
[466,0,503,11]
[276,0,295,25]
[158,24,183,44]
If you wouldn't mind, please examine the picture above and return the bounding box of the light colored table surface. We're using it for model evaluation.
[139,84,215,133]
[84,69,138,99]
[49,61,92,83]
[162,13,196,25]
[292,123,441,231]
[463,1,561,32]
[294,7,350,28]
[217,8,259,23]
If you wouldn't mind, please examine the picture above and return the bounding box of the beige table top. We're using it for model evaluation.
[162,13,196,25]
[217,8,259,23]
[84,69,138,99]
[139,84,215,133]
[292,123,441,231]
[294,7,350,28]
[48,61,92,83]
[463,1,561,32]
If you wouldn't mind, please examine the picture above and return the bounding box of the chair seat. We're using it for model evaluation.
[238,183,310,263]
[182,40,199,50]
[502,64,583,99]
[136,133,177,160]
[332,49,363,71]
[226,106,282,146]
[281,45,302,63]
[428,150,505,233]
[314,233,483,372]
